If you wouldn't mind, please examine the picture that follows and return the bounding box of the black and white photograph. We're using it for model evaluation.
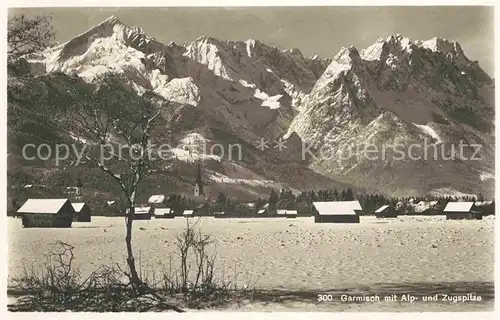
[4,4,496,314]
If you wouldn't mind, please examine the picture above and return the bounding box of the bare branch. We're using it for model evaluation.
[8,15,55,59]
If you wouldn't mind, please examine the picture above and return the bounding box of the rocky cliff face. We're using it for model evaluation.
[15,17,494,198]
[287,34,494,196]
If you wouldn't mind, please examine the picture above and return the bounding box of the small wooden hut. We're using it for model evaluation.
[474,201,494,216]
[312,201,360,223]
[214,211,226,218]
[183,210,194,218]
[444,202,481,220]
[277,209,287,217]
[285,210,298,218]
[72,202,92,222]
[127,207,152,220]
[17,199,75,228]
[374,205,398,218]
[154,208,173,219]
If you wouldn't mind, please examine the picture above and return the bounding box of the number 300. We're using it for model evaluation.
[317,294,333,302]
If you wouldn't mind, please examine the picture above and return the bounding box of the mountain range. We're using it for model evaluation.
[7,15,495,201]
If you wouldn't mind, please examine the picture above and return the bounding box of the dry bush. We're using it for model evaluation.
[8,241,183,312]
[9,221,258,311]
[149,218,258,308]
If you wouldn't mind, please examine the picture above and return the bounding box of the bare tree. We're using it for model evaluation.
[71,74,167,293]
[8,14,55,58]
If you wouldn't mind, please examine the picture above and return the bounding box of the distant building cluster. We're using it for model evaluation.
[11,166,494,227]
[13,196,494,228]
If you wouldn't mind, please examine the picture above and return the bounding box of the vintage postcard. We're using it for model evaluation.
[4,4,496,315]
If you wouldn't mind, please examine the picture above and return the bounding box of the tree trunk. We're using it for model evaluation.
[125,206,142,294]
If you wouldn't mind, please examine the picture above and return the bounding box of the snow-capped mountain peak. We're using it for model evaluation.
[287,33,493,197]
[360,34,414,62]
[15,21,494,198]
[419,37,462,54]
[334,46,362,65]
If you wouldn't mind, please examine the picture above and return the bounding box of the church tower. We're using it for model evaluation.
[75,174,83,201]
[194,160,204,197]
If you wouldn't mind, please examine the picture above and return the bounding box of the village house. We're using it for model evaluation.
[17,199,75,228]
[183,210,194,218]
[414,200,438,213]
[148,195,165,213]
[285,210,298,218]
[312,201,360,223]
[444,202,482,220]
[256,203,270,216]
[277,209,287,217]
[213,211,226,218]
[65,186,82,200]
[126,207,152,220]
[374,205,398,218]
[474,201,495,216]
[395,201,404,210]
[154,208,173,219]
[148,195,165,204]
[72,202,92,222]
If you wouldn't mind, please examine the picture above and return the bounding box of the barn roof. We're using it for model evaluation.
[286,210,298,215]
[375,205,390,213]
[346,201,362,211]
[155,208,171,215]
[475,201,493,207]
[183,210,194,215]
[72,203,90,212]
[242,203,255,208]
[277,209,287,215]
[17,199,72,214]
[148,195,165,204]
[313,202,357,216]
[417,201,438,206]
[127,207,150,214]
[444,202,474,212]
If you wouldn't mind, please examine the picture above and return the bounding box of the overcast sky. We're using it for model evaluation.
[10,6,494,76]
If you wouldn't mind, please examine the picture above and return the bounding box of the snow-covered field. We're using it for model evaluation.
[7,216,494,311]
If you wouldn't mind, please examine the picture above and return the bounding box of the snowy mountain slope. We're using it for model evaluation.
[183,36,330,105]
[288,35,494,197]
[27,16,330,146]
[16,16,494,198]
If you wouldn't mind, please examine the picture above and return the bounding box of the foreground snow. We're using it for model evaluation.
[9,216,493,290]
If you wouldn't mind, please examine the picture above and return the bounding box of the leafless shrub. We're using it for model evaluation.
[8,241,183,312]
[155,218,259,308]
[8,223,260,311]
